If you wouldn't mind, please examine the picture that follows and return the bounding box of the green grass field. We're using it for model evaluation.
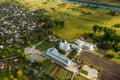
[45,63,73,80]
[56,68,73,80]
[45,64,57,75]
[73,75,88,80]
[51,3,120,40]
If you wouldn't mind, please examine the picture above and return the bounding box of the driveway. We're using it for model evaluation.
[79,51,120,80]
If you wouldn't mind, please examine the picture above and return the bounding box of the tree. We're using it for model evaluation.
[98,26,103,34]
[115,43,120,51]
[92,25,99,34]
[105,50,116,58]
[60,21,65,28]
[17,70,23,78]
[107,10,116,16]
[54,19,59,26]
[13,78,18,80]
[4,78,9,80]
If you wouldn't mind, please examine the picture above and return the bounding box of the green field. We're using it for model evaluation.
[36,40,59,51]
[73,75,88,80]
[46,64,57,75]
[56,68,73,80]
[50,3,120,40]
[45,63,73,80]
[80,69,88,75]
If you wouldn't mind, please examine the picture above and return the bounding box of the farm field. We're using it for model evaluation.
[79,51,120,80]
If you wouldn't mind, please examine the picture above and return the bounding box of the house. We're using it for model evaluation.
[0,45,4,49]
[82,42,94,51]
[71,44,81,52]
[59,40,71,51]
[45,48,72,66]
[0,62,4,69]
[32,69,38,74]
[48,35,58,42]
[74,39,95,51]
[13,59,18,64]
[75,39,85,47]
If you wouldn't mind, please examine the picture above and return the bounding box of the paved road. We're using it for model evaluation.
[79,51,120,80]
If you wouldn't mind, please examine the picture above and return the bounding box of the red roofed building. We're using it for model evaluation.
[0,62,4,69]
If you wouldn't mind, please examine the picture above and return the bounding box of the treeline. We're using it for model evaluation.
[92,25,120,51]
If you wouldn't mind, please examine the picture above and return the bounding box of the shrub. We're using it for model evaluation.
[105,50,116,58]
[113,24,120,28]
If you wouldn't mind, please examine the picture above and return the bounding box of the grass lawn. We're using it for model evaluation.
[42,59,51,68]
[36,40,59,51]
[45,64,57,75]
[45,63,73,80]
[73,75,88,80]
[80,69,88,75]
[56,68,73,80]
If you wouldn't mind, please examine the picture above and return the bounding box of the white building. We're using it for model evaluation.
[82,42,95,51]
[59,40,71,51]
[0,45,4,49]
[74,39,95,51]
[45,48,72,66]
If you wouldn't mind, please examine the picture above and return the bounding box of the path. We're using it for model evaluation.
[0,56,19,61]
[35,37,47,47]
[50,66,60,77]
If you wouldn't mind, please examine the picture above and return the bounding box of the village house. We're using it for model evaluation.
[48,35,58,42]
[0,62,4,69]
[0,45,4,49]
[74,39,95,51]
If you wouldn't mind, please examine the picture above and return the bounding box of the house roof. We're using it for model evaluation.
[45,48,72,66]
[0,62,4,69]
[59,40,70,51]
